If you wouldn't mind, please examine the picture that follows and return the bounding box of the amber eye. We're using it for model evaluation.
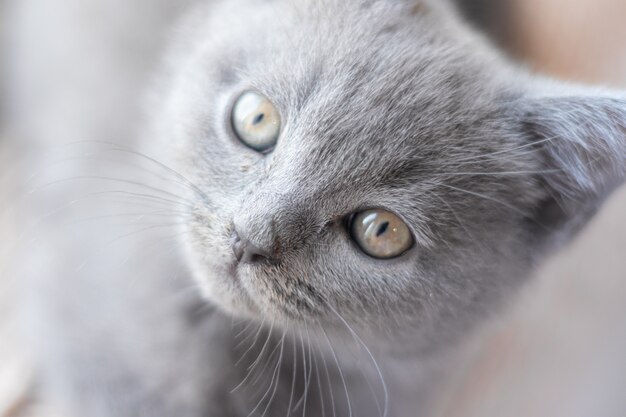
[350,209,413,259]
[231,91,281,152]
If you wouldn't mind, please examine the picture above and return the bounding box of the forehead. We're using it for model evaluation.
[249,0,468,104]
[234,3,515,187]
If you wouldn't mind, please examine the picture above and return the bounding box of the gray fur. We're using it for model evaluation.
[3,0,625,416]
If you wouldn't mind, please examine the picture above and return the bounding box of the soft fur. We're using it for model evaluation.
[3,0,625,416]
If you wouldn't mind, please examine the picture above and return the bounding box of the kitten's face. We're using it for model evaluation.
[155,0,625,344]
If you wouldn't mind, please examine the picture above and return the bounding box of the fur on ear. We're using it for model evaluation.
[520,87,626,243]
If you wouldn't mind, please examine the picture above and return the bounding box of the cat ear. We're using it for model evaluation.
[519,87,626,244]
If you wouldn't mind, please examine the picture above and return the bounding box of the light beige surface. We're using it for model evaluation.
[513,0,626,85]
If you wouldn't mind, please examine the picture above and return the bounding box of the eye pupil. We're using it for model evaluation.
[252,113,265,125]
[376,222,389,237]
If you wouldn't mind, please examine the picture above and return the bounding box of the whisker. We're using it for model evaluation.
[304,322,313,417]
[449,135,556,165]
[247,321,277,372]
[73,223,185,273]
[28,175,198,207]
[285,333,298,417]
[439,168,562,177]
[438,183,530,219]
[324,303,388,417]
[316,328,337,417]
[73,140,212,204]
[431,194,482,249]
[71,210,190,226]
[320,324,352,417]
[232,319,273,392]
[247,330,286,417]
[234,322,264,353]
[259,328,288,417]
[29,154,200,201]
[235,320,258,341]
[248,338,283,391]
[290,329,312,416]
[234,318,268,367]
[17,189,191,245]
[309,327,326,417]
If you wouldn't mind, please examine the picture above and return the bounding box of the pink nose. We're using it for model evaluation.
[231,229,274,265]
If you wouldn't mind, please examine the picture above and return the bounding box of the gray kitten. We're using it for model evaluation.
[3,0,625,416]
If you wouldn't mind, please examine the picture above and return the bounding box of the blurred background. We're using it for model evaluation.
[1,0,626,416]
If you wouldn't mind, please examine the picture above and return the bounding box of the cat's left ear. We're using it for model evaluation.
[518,86,626,243]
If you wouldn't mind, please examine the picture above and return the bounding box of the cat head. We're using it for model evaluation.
[153,0,626,347]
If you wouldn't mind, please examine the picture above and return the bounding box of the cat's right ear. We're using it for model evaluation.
[517,87,626,246]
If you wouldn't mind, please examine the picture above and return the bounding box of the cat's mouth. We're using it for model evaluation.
[224,257,283,315]
[227,261,241,284]
[227,262,266,301]
[223,259,311,322]
[207,262,262,317]
[225,259,256,297]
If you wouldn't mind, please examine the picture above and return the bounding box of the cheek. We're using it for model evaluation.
[186,151,255,196]
[184,209,233,272]
[322,255,426,312]
[239,267,313,316]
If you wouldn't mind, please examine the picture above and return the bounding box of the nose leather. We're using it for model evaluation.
[231,229,274,264]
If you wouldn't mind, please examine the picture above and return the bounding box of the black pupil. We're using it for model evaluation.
[252,113,265,125]
[376,221,389,237]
